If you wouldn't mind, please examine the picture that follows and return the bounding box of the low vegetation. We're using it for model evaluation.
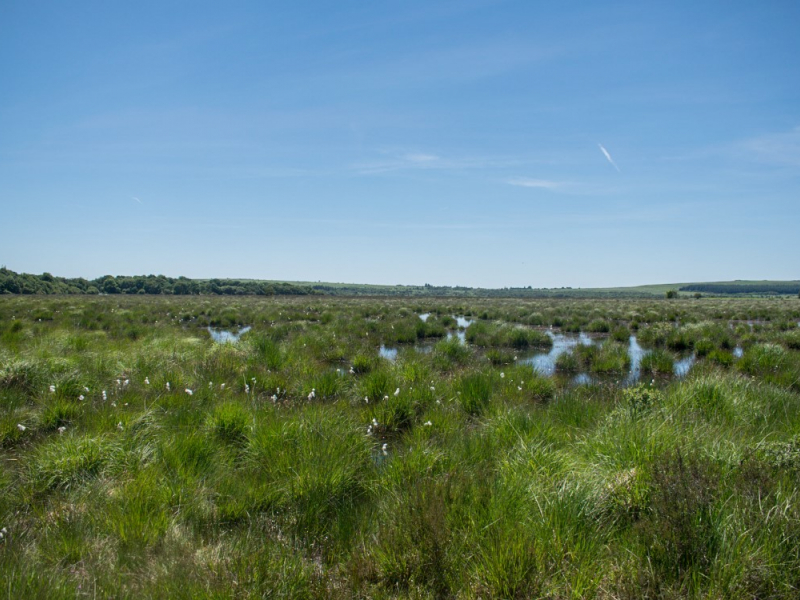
[1,294,799,598]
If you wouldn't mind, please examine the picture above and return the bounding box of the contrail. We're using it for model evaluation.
[598,144,620,172]
[132,196,142,203]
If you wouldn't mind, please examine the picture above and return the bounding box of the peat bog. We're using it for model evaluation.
[2,295,800,598]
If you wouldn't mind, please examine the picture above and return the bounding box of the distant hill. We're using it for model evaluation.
[678,280,800,295]
[1,268,797,298]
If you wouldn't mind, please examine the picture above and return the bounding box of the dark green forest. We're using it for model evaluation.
[0,268,316,296]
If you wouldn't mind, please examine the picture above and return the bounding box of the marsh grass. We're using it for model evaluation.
[1,294,800,598]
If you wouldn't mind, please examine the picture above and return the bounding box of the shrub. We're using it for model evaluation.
[622,383,662,415]
[635,452,721,580]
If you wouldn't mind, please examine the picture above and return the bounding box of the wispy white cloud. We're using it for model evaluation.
[351,150,536,175]
[735,126,800,167]
[506,177,565,191]
[598,143,620,172]
[404,153,440,163]
[132,196,142,203]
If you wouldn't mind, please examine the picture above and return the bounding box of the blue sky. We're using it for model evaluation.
[1,1,798,287]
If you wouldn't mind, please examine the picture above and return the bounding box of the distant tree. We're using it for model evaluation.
[666,289,678,299]
[693,292,702,299]
[102,278,121,294]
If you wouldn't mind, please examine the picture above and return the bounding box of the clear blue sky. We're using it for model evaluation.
[1,1,798,288]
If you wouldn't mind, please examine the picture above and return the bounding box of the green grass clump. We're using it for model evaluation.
[457,371,494,415]
[640,348,674,374]
[207,402,250,445]
[29,434,116,492]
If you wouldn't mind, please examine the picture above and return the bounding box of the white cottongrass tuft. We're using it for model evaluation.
[17,424,26,432]
[381,443,388,456]
[185,388,193,395]
[49,385,56,393]
[394,388,400,396]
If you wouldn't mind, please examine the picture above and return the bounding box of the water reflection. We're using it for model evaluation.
[517,332,593,377]
[517,333,695,385]
[447,330,467,343]
[208,326,252,343]
[419,313,430,322]
[733,346,743,358]
[379,345,398,361]
[673,355,695,377]
[625,336,648,385]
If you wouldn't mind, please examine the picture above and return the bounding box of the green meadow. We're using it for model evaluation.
[2,294,800,598]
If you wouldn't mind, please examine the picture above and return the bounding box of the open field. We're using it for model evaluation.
[2,295,800,598]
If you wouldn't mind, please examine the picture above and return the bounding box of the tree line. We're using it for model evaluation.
[0,268,316,296]
[680,282,800,295]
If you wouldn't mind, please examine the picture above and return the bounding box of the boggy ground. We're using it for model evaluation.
[1,295,800,599]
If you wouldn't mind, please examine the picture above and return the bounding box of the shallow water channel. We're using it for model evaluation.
[208,326,252,343]
[381,326,704,387]
[517,333,695,386]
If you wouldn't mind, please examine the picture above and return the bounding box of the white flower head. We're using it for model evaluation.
[49,385,56,393]
[102,390,107,401]
[17,424,26,432]
[185,388,193,395]
[166,382,171,391]
[381,443,388,456]
[144,378,150,385]
[79,395,85,401]
[424,421,432,426]
[58,426,66,434]
[500,372,505,378]
[394,388,400,396]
